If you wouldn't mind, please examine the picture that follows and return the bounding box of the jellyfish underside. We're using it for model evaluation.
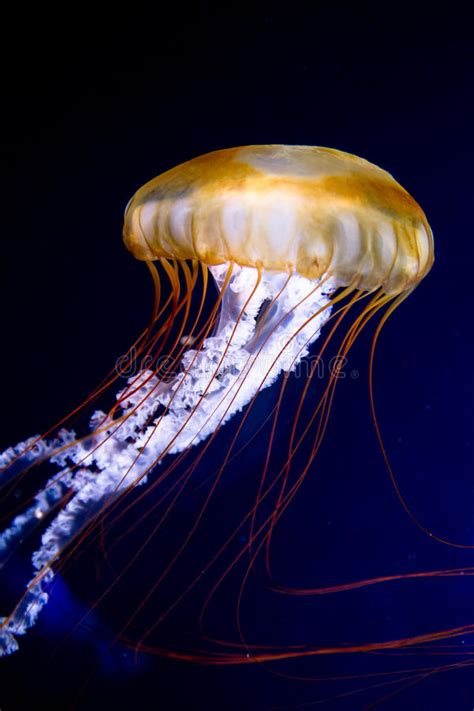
[4,146,459,682]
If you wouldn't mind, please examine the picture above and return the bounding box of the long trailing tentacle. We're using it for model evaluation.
[0,262,336,655]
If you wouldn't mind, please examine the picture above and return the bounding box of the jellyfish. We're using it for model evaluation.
[0,145,433,657]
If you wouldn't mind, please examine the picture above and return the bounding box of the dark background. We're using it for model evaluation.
[1,5,473,709]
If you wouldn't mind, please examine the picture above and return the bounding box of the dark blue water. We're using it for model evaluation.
[1,7,473,709]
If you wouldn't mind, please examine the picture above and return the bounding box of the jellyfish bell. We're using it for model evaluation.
[0,145,434,658]
[123,144,433,294]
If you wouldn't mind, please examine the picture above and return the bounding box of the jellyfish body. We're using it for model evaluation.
[0,146,433,656]
[124,145,433,292]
